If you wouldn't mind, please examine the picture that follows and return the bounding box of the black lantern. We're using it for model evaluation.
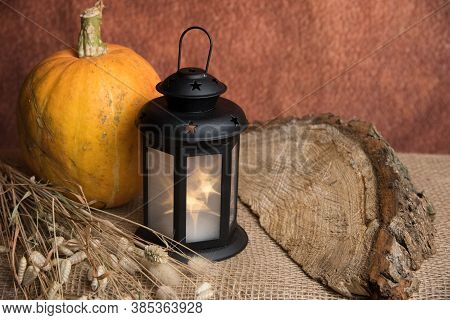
[136,26,248,261]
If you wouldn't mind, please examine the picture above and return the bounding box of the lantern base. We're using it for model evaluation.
[135,225,248,262]
[191,225,248,261]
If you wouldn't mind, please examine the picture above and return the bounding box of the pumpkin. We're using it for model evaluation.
[17,1,160,208]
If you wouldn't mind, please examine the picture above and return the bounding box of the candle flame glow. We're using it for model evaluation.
[186,168,221,237]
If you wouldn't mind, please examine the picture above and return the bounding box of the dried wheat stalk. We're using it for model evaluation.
[0,161,215,300]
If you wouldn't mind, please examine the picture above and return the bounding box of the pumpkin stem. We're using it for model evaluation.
[77,1,107,58]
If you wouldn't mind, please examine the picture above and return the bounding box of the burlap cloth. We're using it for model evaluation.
[0,153,448,299]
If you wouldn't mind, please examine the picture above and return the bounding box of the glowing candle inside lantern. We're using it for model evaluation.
[186,154,222,243]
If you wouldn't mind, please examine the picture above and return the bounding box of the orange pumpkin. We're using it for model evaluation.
[17,1,160,207]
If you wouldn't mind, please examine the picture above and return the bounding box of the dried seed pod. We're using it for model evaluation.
[17,256,27,284]
[48,236,65,248]
[155,286,178,300]
[29,251,46,268]
[47,281,61,300]
[144,244,168,264]
[89,265,106,278]
[132,247,144,257]
[88,265,106,291]
[22,265,40,287]
[119,256,140,274]
[109,254,119,269]
[98,277,108,291]
[60,259,72,284]
[148,263,181,286]
[58,245,74,257]
[118,237,130,253]
[0,245,8,253]
[195,282,214,300]
[92,265,108,291]
[91,278,99,291]
[30,251,51,271]
[195,282,212,295]
[187,256,211,275]
[65,239,82,251]
[102,219,115,229]
[90,265,105,279]
[97,265,106,277]
[87,266,94,282]
[68,251,87,265]
[196,289,214,300]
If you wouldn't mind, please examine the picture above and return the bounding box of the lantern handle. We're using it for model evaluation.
[177,26,213,73]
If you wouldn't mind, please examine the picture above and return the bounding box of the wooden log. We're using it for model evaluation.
[238,114,435,299]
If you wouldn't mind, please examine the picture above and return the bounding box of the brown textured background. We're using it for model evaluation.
[0,0,449,153]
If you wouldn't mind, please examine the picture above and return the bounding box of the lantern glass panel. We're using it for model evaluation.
[186,154,222,243]
[229,143,238,227]
[147,147,174,238]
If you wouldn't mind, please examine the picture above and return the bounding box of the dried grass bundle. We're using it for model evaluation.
[0,161,215,300]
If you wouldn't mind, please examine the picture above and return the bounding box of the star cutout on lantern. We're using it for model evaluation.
[185,121,198,134]
[230,116,239,127]
[190,80,202,91]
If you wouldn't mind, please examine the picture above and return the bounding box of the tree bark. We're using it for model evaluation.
[238,114,435,299]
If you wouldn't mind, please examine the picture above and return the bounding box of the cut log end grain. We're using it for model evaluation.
[239,114,435,299]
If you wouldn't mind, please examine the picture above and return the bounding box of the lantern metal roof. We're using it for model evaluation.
[137,26,248,143]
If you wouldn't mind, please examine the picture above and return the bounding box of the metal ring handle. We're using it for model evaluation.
[177,26,213,73]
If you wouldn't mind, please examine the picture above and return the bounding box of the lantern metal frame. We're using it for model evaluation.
[136,26,248,261]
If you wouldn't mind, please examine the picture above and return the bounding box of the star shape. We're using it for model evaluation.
[230,116,239,127]
[190,80,202,91]
[185,121,198,134]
